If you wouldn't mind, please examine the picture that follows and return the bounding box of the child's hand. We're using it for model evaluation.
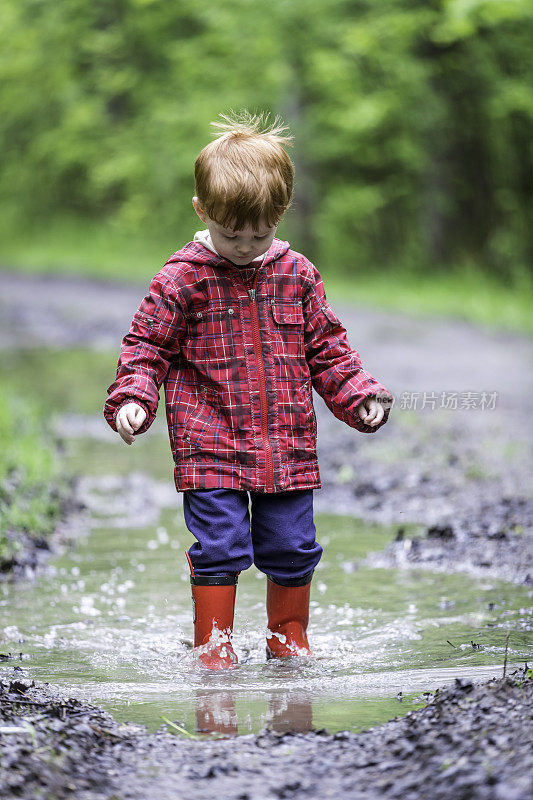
[356,395,388,427]
[116,403,147,445]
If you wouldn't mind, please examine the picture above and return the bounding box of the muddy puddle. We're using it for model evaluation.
[1,347,532,737]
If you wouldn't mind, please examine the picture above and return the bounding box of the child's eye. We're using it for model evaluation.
[223,234,237,240]
[254,235,268,240]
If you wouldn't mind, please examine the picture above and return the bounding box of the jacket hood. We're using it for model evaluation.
[193,229,268,264]
[164,236,291,269]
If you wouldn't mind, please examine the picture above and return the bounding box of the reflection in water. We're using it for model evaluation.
[266,692,313,734]
[196,691,238,735]
[194,688,313,736]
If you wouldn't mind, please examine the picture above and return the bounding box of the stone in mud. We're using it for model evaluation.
[426,525,455,540]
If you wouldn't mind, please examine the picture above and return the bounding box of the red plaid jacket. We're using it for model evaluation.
[104,238,393,493]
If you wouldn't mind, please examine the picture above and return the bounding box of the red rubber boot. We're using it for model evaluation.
[265,573,313,659]
[187,553,238,670]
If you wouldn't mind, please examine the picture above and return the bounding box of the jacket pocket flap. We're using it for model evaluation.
[271,301,304,325]
[131,310,160,335]
[321,302,341,326]
[133,310,158,325]
[188,302,239,321]
[187,303,208,321]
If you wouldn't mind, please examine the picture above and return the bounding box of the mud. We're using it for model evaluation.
[0,669,531,799]
[364,496,532,586]
[0,482,87,581]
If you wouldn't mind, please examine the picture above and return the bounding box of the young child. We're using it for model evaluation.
[104,112,393,670]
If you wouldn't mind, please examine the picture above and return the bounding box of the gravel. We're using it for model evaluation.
[0,670,531,800]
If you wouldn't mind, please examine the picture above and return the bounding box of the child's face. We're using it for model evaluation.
[193,197,277,265]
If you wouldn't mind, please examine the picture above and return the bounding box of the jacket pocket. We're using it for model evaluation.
[303,379,317,443]
[130,310,160,341]
[176,388,217,456]
[270,299,304,360]
[283,380,317,461]
[187,303,244,365]
[320,301,342,329]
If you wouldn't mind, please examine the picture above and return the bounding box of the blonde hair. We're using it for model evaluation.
[194,110,294,231]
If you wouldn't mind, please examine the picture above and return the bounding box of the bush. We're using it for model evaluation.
[0,393,65,569]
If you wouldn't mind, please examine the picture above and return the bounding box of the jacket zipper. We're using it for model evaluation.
[248,275,275,492]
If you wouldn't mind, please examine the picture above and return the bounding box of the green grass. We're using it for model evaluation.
[0,393,66,568]
[0,349,120,416]
[326,265,533,337]
[1,214,532,336]
[0,215,177,283]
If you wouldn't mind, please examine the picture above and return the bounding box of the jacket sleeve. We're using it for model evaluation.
[302,259,394,434]
[104,271,185,435]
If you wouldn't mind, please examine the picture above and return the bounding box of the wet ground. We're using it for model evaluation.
[1,670,531,799]
[0,270,532,797]
[3,470,531,735]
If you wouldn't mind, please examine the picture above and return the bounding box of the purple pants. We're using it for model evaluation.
[183,488,322,585]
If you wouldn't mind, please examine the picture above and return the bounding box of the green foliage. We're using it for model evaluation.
[0,348,121,415]
[0,393,63,566]
[0,0,532,280]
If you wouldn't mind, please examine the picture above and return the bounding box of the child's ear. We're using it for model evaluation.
[192,196,207,223]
